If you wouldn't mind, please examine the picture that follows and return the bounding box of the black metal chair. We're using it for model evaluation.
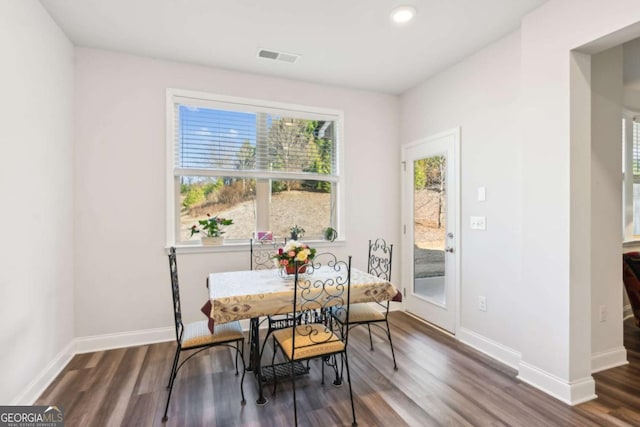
[163,247,246,422]
[250,237,279,270]
[249,238,300,365]
[338,238,398,370]
[270,253,357,427]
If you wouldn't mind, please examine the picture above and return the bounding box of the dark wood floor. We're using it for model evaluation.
[37,313,640,426]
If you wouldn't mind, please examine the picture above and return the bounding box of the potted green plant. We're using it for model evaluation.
[190,214,233,246]
[323,227,338,242]
[289,225,305,241]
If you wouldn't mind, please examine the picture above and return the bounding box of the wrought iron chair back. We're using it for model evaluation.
[163,247,246,421]
[250,238,280,270]
[168,247,184,343]
[291,253,352,354]
[270,252,357,426]
[368,238,393,311]
[368,237,393,281]
[334,238,398,371]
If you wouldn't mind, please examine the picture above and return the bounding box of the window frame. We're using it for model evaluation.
[623,110,640,244]
[165,88,345,249]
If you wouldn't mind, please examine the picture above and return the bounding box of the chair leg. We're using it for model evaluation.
[163,345,182,422]
[331,354,342,386]
[237,340,247,405]
[247,320,255,371]
[367,323,374,351]
[166,344,180,389]
[385,319,398,370]
[234,340,240,375]
[271,337,278,395]
[343,352,357,426]
[291,359,298,427]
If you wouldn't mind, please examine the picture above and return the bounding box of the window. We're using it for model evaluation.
[166,90,343,246]
[623,114,640,241]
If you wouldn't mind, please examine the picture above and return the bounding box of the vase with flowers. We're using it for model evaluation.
[274,240,316,275]
[190,214,233,246]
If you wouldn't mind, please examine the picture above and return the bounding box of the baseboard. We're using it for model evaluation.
[517,361,597,405]
[13,340,75,405]
[74,326,174,354]
[402,311,454,337]
[591,346,628,373]
[457,327,521,370]
[389,301,402,312]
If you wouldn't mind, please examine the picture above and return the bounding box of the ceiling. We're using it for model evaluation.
[39,0,547,94]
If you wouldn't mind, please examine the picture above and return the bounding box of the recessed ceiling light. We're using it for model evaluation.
[390,5,417,25]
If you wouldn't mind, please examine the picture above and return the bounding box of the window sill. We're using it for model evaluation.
[623,239,640,248]
[166,239,346,254]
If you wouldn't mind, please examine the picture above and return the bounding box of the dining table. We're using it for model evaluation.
[200,265,402,404]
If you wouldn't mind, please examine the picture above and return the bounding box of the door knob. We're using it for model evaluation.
[445,247,454,253]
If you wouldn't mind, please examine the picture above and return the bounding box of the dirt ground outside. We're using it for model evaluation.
[180,190,331,242]
[414,188,446,278]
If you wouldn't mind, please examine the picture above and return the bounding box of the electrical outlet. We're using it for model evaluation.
[478,296,487,312]
[599,305,607,322]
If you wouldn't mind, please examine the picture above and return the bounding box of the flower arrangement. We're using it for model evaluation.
[274,240,316,273]
[190,214,233,238]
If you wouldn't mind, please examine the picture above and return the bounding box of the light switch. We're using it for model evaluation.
[478,187,486,201]
[470,216,486,230]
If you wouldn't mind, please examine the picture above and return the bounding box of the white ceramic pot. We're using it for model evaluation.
[201,236,224,246]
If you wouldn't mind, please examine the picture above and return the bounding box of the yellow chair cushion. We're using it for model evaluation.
[181,320,244,349]
[347,304,386,323]
[332,304,386,324]
[273,323,345,360]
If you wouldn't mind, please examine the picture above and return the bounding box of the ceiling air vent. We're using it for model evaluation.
[257,48,300,64]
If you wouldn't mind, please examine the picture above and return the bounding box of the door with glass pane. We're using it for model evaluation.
[402,129,459,333]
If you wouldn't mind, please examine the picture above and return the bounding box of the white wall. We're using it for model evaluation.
[519,0,640,404]
[624,38,640,87]
[624,38,640,111]
[402,0,640,405]
[590,46,625,371]
[401,32,523,363]
[0,0,74,403]
[74,49,400,337]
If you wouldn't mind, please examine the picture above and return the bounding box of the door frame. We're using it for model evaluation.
[400,127,461,334]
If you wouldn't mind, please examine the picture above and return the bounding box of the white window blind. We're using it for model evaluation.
[172,101,338,181]
[634,120,640,177]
